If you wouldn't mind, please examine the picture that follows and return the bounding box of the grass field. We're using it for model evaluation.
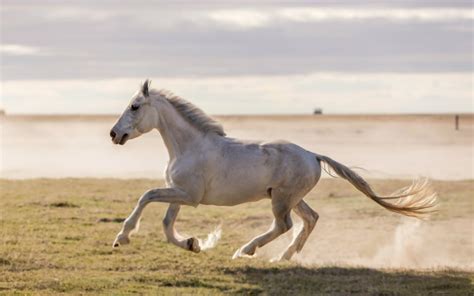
[1,178,472,295]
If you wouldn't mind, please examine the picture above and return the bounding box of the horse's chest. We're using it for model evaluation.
[165,157,202,185]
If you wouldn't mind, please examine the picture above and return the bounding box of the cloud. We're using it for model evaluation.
[0,44,43,56]
[207,10,271,29]
[1,2,472,80]
[207,8,474,29]
[279,7,474,22]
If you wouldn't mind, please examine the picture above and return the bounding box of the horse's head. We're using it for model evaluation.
[110,80,159,145]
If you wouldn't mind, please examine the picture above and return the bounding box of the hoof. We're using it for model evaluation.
[113,233,130,248]
[232,246,257,259]
[187,237,201,253]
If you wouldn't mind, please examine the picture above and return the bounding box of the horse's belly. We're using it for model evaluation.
[200,172,270,206]
[200,189,267,206]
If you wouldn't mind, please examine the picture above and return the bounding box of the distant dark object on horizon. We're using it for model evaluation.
[0,109,5,116]
[313,108,323,115]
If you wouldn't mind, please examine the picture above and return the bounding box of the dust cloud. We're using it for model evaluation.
[199,224,222,251]
[349,217,473,270]
[258,216,473,271]
[1,114,473,179]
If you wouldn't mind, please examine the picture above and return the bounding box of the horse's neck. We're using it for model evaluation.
[154,100,202,159]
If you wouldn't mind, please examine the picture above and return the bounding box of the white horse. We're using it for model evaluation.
[110,80,437,261]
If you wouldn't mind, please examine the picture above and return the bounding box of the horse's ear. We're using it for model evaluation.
[142,79,151,97]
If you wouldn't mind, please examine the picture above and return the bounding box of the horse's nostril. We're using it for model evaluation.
[119,133,129,145]
[110,130,116,138]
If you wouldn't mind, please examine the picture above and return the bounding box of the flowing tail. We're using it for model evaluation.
[316,154,438,219]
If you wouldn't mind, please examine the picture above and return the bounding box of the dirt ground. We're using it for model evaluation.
[0,178,472,295]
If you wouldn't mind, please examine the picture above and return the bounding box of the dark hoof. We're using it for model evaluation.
[187,237,201,253]
[113,243,120,248]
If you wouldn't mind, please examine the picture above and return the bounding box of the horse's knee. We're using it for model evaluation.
[277,215,293,233]
[313,211,319,222]
[137,194,149,207]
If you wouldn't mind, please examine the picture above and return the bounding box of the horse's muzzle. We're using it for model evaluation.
[110,129,129,145]
[119,133,129,145]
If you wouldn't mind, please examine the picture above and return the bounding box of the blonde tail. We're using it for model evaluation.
[316,155,438,219]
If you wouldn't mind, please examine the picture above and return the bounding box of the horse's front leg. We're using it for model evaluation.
[162,203,200,253]
[113,187,197,248]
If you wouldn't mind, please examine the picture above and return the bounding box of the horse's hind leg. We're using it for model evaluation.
[232,190,294,259]
[162,203,200,253]
[277,200,319,261]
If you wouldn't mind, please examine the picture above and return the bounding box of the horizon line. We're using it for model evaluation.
[1,112,472,117]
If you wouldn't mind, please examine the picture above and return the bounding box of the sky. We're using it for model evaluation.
[0,0,473,114]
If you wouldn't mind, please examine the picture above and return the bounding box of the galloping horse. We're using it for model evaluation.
[110,80,437,261]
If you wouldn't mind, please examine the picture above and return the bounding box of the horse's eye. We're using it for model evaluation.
[131,104,140,111]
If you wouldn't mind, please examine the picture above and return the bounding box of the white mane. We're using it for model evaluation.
[153,89,226,136]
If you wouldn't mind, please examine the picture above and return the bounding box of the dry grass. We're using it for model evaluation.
[0,178,472,295]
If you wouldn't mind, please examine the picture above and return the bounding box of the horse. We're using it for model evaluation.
[110,80,437,261]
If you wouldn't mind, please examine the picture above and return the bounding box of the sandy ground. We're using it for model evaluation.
[1,114,472,179]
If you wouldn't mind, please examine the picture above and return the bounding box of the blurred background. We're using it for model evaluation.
[0,1,472,178]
